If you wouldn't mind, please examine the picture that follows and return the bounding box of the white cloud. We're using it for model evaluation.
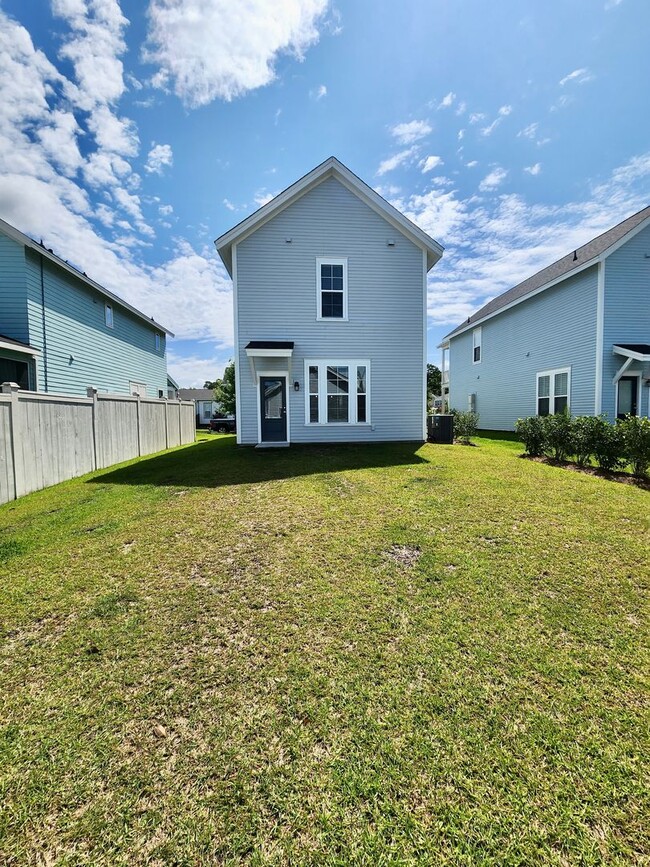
[481,104,512,137]
[559,67,593,86]
[254,189,280,207]
[466,160,478,168]
[479,167,508,191]
[517,122,539,139]
[469,112,485,124]
[387,151,650,327]
[458,129,465,141]
[223,198,236,211]
[144,0,330,107]
[377,147,417,176]
[159,204,173,215]
[524,163,541,176]
[438,91,455,109]
[167,350,230,388]
[310,83,327,100]
[419,155,441,174]
[455,100,467,116]
[390,120,432,144]
[145,142,173,174]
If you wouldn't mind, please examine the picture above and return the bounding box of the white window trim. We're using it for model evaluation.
[316,257,348,322]
[472,326,482,365]
[304,359,370,425]
[536,366,571,415]
[105,303,114,328]
[155,333,161,351]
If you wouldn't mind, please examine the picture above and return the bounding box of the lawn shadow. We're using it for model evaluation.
[88,436,429,490]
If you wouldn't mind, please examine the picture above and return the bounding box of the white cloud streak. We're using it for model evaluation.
[390,120,432,144]
[144,0,330,107]
[145,143,173,174]
[377,147,417,176]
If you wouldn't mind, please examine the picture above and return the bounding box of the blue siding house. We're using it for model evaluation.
[215,157,443,445]
[0,218,172,397]
[442,207,650,430]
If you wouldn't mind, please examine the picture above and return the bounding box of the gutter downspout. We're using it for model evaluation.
[39,253,49,391]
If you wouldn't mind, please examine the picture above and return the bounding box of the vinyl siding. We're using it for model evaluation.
[601,222,650,419]
[0,234,29,342]
[449,265,598,430]
[235,176,426,444]
[22,248,167,396]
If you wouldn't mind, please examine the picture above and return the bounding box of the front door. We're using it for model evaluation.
[260,377,287,442]
[617,376,638,419]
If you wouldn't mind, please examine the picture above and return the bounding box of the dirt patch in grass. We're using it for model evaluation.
[384,544,422,567]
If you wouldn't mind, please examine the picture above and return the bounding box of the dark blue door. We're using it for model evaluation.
[260,377,287,441]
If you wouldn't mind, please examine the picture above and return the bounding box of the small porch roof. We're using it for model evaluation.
[0,334,41,356]
[245,341,294,358]
[613,343,650,361]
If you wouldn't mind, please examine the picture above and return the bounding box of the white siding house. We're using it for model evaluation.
[215,158,443,446]
[441,207,650,429]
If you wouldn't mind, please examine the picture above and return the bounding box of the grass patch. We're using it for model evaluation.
[0,434,648,865]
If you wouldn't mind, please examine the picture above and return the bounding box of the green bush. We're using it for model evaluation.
[591,420,625,472]
[619,415,650,477]
[544,411,574,461]
[452,410,479,444]
[571,415,604,467]
[515,415,547,456]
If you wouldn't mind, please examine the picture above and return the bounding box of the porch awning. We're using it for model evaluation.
[612,343,650,384]
[244,341,294,378]
[0,334,41,356]
[245,341,294,357]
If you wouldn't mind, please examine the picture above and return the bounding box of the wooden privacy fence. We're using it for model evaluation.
[0,383,195,504]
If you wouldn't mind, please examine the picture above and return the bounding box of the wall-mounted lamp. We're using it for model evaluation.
[285,237,292,244]
[293,381,300,392]
[387,239,396,247]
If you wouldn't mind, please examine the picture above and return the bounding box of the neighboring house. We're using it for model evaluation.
[441,207,650,430]
[0,218,172,397]
[178,388,222,426]
[215,157,443,446]
[167,374,180,400]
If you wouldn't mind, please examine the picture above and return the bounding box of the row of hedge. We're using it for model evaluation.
[514,413,650,477]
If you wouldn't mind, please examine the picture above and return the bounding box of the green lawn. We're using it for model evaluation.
[0,433,648,866]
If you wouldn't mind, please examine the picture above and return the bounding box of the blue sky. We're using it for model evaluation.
[0,0,649,386]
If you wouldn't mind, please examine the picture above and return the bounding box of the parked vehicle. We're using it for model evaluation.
[208,417,236,433]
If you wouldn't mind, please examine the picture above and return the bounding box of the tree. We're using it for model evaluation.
[203,379,218,389]
[427,363,442,397]
[214,360,236,416]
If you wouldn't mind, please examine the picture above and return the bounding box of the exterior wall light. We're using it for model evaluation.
[294,381,300,391]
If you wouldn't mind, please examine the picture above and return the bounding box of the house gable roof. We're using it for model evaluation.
[0,218,174,336]
[215,157,444,275]
[443,205,650,343]
[178,388,217,401]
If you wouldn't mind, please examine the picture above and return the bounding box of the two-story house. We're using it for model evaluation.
[215,157,443,446]
[441,206,650,430]
[0,218,172,397]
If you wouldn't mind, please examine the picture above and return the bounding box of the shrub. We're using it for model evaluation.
[571,415,603,467]
[591,420,625,472]
[452,410,479,444]
[515,415,547,456]
[619,415,650,477]
[544,411,574,461]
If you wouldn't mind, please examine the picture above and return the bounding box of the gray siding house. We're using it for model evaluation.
[178,388,222,426]
[441,207,650,430]
[215,157,443,446]
[0,218,172,397]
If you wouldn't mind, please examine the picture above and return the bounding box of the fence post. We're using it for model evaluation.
[178,399,183,445]
[86,386,98,470]
[164,399,169,450]
[136,394,142,456]
[2,382,21,501]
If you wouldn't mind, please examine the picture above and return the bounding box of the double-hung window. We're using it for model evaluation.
[472,327,481,364]
[305,360,369,424]
[105,303,113,328]
[316,257,348,320]
[537,368,570,416]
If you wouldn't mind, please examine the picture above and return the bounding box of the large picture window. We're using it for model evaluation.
[537,367,570,416]
[305,359,370,424]
[316,257,348,320]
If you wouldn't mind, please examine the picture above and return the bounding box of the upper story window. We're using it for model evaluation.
[472,327,481,364]
[537,368,570,416]
[155,333,161,351]
[105,303,114,328]
[316,257,348,320]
